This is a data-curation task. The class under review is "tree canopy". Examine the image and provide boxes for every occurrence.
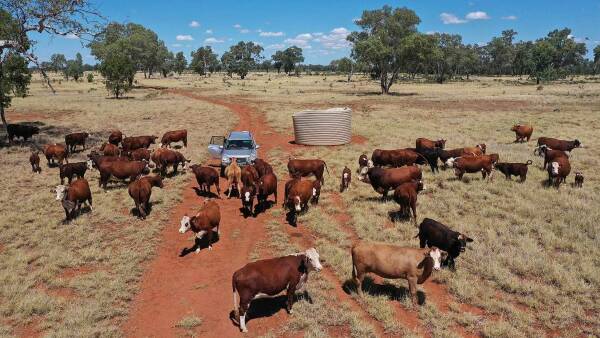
[190,46,219,76]
[221,41,263,79]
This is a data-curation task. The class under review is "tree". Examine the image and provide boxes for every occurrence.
[430,33,464,83]
[531,40,556,84]
[272,51,284,73]
[1,53,31,132]
[220,41,263,79]
[190,46,219,76]
[98,40,136,98]
[348,6,421,94]
[64,53,83,81]
[260,60,272,73]
[594,45,600,74]
[173,52,187,75]
[332,57,355,82]
[50,54,67,73]
[513,41,535,77]
[160,51,175,77]
[280,46,304,74]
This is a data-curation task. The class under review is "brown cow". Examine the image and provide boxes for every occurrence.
[494,160,532,182]
[539,145,569,169]
[129,148,152,161]
[253,158,274,177]
[225,159,242,198]
[257,173,278,210]
[122,135,158,152]
[53,178,93,221]
[59,161,90,184]
[179,200,221,252]
[286,179,315,226]
[574,172,584,188]
[358,154,369,173]
[351,242,446,306]
[511,124,533,143]
[536,137,581,155]
[340,166,351,192]
[128,175,163,219]
[241,165,259,187]
[371,149,426,168]
[65,132,89,153]
[190,165,221,197]
[231,248,323,333]
[87,151,128,170]
[43,144,68,166]
[439,148,467,168]
[108,130,123,146]
[153,148,190,176]
[98,160,150,188]
[287,158,329,184]
[160,129,188,148]
[416,138,446,151]
[311,180,321,205]
[100,142,120,156]
[29,151,41,173]
[452,154,498,181]
[359,166,422,198]
[547,156,571,188]
[283,177,301,207]
[393,180,425,226]
[462,144,486,156]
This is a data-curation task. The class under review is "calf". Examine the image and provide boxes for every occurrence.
[257,173,277,209]
[539,145,569,169]
[29,151,42,173]
[536,137,581,154]
[574,172,584,188]
[415,218,473,270]
[8,124,39,143]
[415,137,446,151]
[358,154,369,171]
[225,158,242,198]
[340,166,351,192]
[351,242,446,306]
[128,175,163,219]
[240,184,256,217]
[283,177,301,207]
[59,161,90,184]
[287,159,329,184]
[129,148,151,161]
[53,178,93,221]
[65,132,89,153]
[452,154,498,181]
[253,158,273,177]
[547,156,571,188]
[359,166,422,198]
[286,180,315,226]
[153,148,190,176]
[179,200,221,252]
[122,135,158,152]
[241,165,259,187]
[160,129,187,148]
[311,180,321,205]
[416,147,443,173]
[100,142,120,156]
[190,165,221,197]
[43,144,68,166]
[494,160,532,182]
[231,248,322,333]
[98,160,150,188]
[511,124,533,143]
[108,130,123,146]
[393,180,425,226]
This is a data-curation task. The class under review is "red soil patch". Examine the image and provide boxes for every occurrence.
[59,265,98,279]
[12,317,41,338]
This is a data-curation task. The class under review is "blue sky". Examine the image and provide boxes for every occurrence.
[31,0,600,65]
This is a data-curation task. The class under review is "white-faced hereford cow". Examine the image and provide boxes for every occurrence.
[231,248,323,333]
[179,200,221,252]
[351,241,446,306]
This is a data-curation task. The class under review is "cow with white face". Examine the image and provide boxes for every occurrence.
[54,185,68,201]
[232,248,323,333]
[178,200,221,252]
[240,185,256,217]
[52,179,93,221]
[285,179,314,226]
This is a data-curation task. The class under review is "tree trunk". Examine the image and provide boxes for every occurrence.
[0,57,7,142]
[536,77,540,85]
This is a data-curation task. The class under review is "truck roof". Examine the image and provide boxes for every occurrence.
[228,131,253,140]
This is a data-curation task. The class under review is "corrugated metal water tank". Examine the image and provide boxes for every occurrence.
[292,107,352,146]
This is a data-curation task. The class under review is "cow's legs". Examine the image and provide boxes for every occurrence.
[353,271,364,296]
[286,282,297,314]
[408,276,418,306]
[411,201,417,226]
[207,230,213,250]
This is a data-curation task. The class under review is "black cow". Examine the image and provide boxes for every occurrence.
[415,218,473,270]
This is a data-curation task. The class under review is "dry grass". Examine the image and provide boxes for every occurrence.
[0,74,235,336]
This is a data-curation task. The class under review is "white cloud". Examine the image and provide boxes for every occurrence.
[189,21,200,28]
[233,24,241,29]
[176,35,194,41]
[240,28,250,34]
[205,29,213,34]
[425,31,438,35]
[440,13,467,24]
[466,11,490,20]
[260,31,284,37]
[501,15,518,20]
[266,43,285,50]
[204,37,224,44]
[284,33,314,48]
[172,43,182,47]
[64,33,79,39]
[314,27,350,50]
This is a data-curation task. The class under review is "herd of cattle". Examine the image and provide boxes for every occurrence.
[9,121,586,333]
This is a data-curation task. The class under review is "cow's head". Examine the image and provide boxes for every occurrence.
[427,247,447,271]
[150,136,158,143]
[456,234,474,252]
[573,139,581,148]
[511,124,520,132]
[436,139,446,149]
[551,162,560,175]
[179,215,191,233]
[303,248,322,272]
[86,160,95,170]
[357,160,373,181]
[416,180,425,192]
[54,185,68,201]
[445,157,456,168]
[477,144,487,154]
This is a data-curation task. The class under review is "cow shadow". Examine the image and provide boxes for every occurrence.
[130,200,161,218]
[253,200,276,216]
[179,232,221,257]
[239,206,254,219]
[61,205,92,224]
[388,210,410,222]
[225,187,240,199]
[342,277,426,305]
[357,195,393,203]
[192,187,219,199]
[229,291,312,327]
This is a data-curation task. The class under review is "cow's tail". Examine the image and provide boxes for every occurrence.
[232,279,240,319]
[526,160,533,166]
[323,161,330,176]
[351,259,357,281]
